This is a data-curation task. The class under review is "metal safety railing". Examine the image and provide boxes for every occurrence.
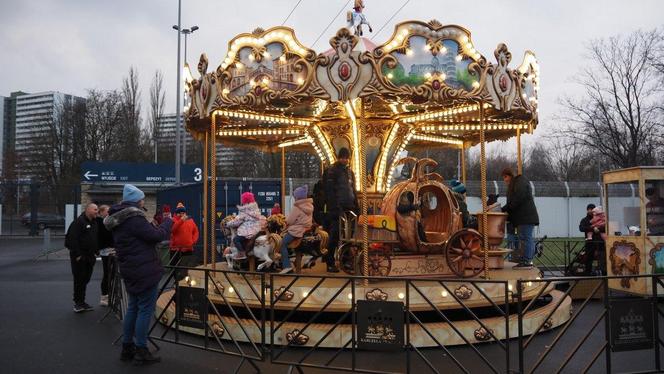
[141,265,664,374]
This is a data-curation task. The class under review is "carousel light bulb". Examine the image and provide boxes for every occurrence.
[250,80,256,87]
[279,55,286,62]
[424,44,431,51]
[302,291,308,298]
[222,88,230,94]
[297,77,304,84]
[424,72,432,79]
[440,73,447,80]
[248,54,255,61]
[455,54,463,62]
[441,46,448,54]
[461,35,468,43]
[347,293,353,300]
[262,77,270,85]
[387,73,394,79]
[263,51,270,58]
[472,81,480,89]
[398,293,405,299]
[406,48,413,56]
[190,279,197,287]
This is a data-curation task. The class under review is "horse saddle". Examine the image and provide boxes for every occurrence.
[242,231,266,251]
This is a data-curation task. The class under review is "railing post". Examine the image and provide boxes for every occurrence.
[406,279,411,374]
[204,268,209,350]
[261,272,266,359]
[653,275,661,372]
[603,276,611,373]
[517,279,524,374]
[505,281,510,374]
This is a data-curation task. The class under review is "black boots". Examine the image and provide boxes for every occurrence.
[133,346,161,365]
[120,343,136,361]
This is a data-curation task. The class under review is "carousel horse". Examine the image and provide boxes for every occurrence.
[347,2,372,36]
[266,214,329,271]
[220,215,281,271]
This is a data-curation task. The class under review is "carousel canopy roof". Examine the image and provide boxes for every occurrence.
[185,19,539,192]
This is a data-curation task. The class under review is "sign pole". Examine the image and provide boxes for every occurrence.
[210,114,217,270]
[202,131,209,266]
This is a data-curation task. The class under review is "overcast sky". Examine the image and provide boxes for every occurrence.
[1,0,663,150]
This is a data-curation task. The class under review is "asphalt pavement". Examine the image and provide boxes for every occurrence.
[0,237,661,373]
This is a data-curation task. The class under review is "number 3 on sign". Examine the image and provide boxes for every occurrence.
[194,168,202,182]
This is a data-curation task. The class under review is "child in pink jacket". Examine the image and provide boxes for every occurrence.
[279,185,313,274]
[587,206,607,241]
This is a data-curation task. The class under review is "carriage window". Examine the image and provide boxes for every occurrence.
[421,192,437,210]
[606,182,640,236]
[397,191,415,215]
[645,180,664,236]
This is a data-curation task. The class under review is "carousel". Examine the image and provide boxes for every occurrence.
[155,19,571,347]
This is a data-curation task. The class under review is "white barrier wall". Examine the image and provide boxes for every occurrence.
[65,204,83,231]
[466,196,608,238]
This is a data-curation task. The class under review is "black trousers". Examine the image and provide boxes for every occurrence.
[70,254,95,304]
[100,256,111,296]
[584,241,606,275]
[169,251,193,281]
[325,214,341,266]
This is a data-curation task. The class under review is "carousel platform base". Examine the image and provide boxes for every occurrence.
[155,262,571,348]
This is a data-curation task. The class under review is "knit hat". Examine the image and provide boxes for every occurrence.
[592,206,604,215]
[452,182,466,195]
[162,204,171,214]
[337,147,351,159]
[122,184,145,203]
[293,185,308,200]
[175,202,186,213]
[241,192,255,205]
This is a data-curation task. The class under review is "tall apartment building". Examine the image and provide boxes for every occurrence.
[13,91,85,180]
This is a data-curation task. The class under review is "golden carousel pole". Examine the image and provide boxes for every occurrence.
[516,127,523,175]
[203,131,209,266]
[360,100,369,285]
[281,146,286,211]
[210,113,217,270]
[460,145,467,185]
[479,101,489,279]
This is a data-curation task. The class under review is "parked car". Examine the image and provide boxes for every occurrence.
[21,213,65,229]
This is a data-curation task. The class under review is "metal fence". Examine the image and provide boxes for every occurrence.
[143,265,663,374]
[0,182,80,236]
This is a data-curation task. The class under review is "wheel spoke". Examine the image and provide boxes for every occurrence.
[458,236,467,248]
[451,247,463,253]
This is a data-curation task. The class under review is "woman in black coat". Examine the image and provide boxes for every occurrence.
[104,185,172,365]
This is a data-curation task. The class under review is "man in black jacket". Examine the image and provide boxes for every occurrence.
[579,204,596,236]
[500,168,539,269]
[65,203,99,312]
[324,147,358,273]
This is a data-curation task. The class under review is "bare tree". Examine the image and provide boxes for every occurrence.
[84,89,123,161]
[149,70,166,163]
[560,29,664,168]
[118,67,146,161]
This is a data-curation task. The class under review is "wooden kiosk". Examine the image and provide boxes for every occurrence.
[603,166,664,294]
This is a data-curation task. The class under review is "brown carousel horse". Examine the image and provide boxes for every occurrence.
[267,214,329,273]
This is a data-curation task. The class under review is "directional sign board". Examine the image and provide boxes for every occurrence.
[81,161,203,184]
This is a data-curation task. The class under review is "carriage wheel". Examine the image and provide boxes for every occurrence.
[445,229,484,278]
[356,247,392,277]
[337,243,359,275]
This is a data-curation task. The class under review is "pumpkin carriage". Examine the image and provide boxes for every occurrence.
[337,157,509,278]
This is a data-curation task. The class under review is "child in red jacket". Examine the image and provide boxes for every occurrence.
[170,202,199,266]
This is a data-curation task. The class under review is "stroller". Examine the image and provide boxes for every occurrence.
[565,240,605,276]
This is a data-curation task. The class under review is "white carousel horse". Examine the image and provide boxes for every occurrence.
[220,215,279,271]
[347,9,372,36]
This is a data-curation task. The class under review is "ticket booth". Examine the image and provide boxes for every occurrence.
[603,167,664,295]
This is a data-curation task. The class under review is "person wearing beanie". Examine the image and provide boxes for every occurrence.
[448,180,470,228]
[271,203,282,216]
[280,186,314,274]
[322,147,358,273]
[169,202,200,272]
[226,192,266,260]
[103,184,172,364]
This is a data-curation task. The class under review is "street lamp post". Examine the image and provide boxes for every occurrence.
[172,24,199,168]
[172,0,182,184]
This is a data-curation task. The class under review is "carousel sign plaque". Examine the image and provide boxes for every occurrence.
[609,298,653,352]
[357,300,404,351]
[176,286,207,328]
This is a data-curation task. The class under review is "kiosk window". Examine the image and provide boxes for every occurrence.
[645,181,664,236]
[606,182,640,236]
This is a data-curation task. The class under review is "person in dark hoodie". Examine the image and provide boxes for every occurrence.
[500,168,540,269]
[97,204,115,307]
[323,147,358,273]
[104,184,172,365]
[65,203,99,313]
